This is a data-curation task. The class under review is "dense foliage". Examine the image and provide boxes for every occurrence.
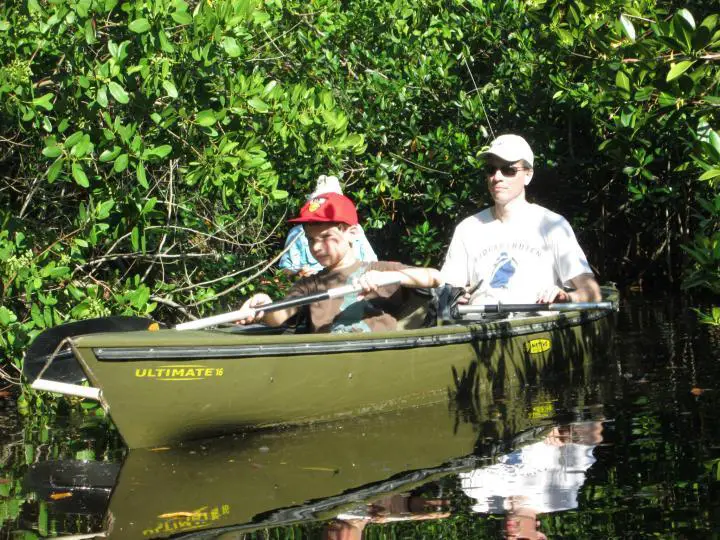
[1,0,719,377]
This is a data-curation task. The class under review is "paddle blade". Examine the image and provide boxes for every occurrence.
[23,459,121,515]
[23,316,160,384]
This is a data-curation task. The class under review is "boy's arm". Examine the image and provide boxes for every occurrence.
[235,293,298,327]
[358,268,442,294]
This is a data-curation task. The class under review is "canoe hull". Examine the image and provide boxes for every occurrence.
[61,290,615,449]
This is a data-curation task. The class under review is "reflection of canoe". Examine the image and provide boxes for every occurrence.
[23,340,613,540]
[31,287,617,449]
[108,403,480,538]
[25,397,574,539]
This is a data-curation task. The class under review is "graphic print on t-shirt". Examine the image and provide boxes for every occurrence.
[488,252,518,290]
[330,266,373,333]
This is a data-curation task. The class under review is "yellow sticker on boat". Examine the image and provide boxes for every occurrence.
[525,339,551,354]
[143,504,230,536]
[135,365,224,381]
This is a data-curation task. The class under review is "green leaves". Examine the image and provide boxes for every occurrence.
[162,80,178,98]
[71,163,89,187]
[196,109,217,126]
[619,14,636,42]
[108,81,130,104]
[32,94,54,111]
[222,36,242,57]
[247,97,269,112]
[666,60,695,82]
[129,18,151,33]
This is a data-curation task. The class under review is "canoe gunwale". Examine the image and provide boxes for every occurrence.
[89,308,609,362]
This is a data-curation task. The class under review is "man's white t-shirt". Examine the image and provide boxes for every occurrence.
[441,204,593,303]
[459,440,597,514]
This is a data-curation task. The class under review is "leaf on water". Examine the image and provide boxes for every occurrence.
[301,466,340,474]
[158,511,195,518]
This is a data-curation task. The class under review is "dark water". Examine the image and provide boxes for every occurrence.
[2,294,720,539]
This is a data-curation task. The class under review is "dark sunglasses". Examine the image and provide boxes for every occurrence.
[483,164,529,177]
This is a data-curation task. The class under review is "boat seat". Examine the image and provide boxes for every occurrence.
[394,288,432,330]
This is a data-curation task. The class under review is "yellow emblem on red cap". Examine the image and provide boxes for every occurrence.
[307,197,326,213]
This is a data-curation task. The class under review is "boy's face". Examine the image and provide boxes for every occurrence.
[304,222,356,269]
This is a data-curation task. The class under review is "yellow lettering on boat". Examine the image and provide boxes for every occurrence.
[143,505,230,536]
[525,339,551,354]
[135,365,224,381]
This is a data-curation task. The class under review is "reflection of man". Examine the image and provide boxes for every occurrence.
[460,422,603,539]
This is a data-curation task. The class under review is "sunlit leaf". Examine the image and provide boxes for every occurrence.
[71,163,89,187]
[620,14,636,41]
[136,161,148,188]
[171,11,192,24]
[666,60,695,82]
[129,18,151,33]
[248,97,269,112]
[615,70,630,93]
[108,81,130,104]
[222,36,242,57]
[162,80,178,98]
[32,93,54,111]
[196,109,216,126]
[677,9,696,30]
[47,157,64,182]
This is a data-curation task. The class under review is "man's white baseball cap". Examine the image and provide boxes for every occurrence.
[481,134,534,167]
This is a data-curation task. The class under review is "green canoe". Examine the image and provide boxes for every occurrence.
[29,286,618,449]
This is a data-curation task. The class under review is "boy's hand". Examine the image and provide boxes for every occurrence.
[298,266,317,278]
[235,293,272,325]
[354,270,398,299]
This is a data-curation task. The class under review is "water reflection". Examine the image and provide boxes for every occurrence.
[461,420,603,540]
[324,494,450,540]
[10,295,720,538]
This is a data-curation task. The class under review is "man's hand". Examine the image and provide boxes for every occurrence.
[536,286,571,303]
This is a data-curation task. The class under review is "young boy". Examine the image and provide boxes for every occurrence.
[237,192,442,333]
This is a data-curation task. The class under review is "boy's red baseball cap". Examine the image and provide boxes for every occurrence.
[288,192,359,226]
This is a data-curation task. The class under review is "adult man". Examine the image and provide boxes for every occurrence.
[441,134,601,304]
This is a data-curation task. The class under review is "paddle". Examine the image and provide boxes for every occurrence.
[23,316,160,384]
[23,459,121,515]
[455,301,615,316]
[175,274,401,330]
[26,275,402,387]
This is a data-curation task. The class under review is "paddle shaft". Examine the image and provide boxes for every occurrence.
[174,276,402,331]
[456,301,614,315]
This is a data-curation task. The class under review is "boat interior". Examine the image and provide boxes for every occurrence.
[221,287,440,336]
